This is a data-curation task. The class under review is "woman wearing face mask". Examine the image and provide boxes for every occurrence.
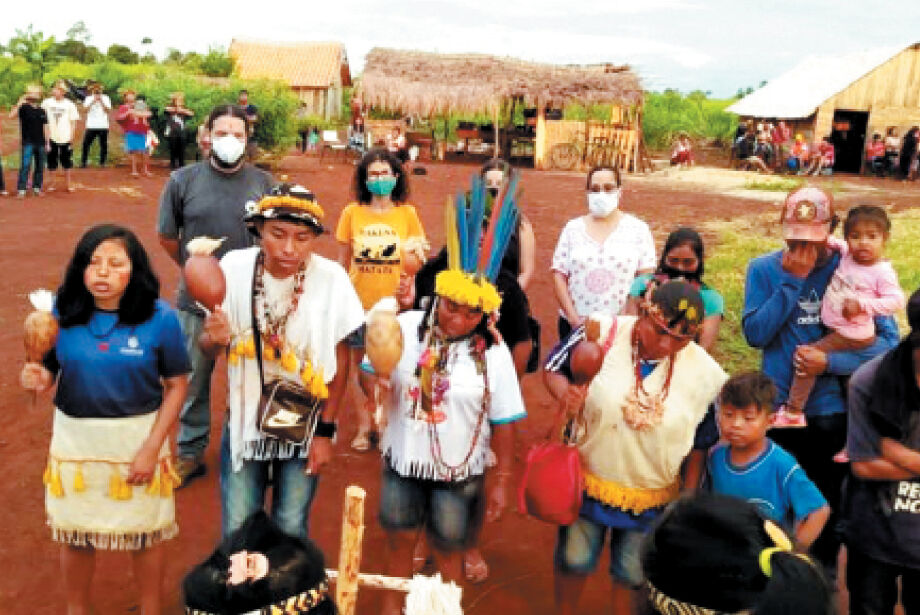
[623,227,724,351]
[551,165,656,339]
[335,148,426,452]
[480,158,536,290]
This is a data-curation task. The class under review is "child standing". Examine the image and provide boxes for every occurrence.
[115,90,152,178]
[335,148,425,452]
[709,372,830,550]
[777,206,905,427]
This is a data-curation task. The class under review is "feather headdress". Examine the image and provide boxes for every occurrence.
[435,171,520,313]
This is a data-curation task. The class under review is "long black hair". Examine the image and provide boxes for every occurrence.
[657,227,705,281]
[643,493,832,615]
[353,147,409,205]
[56,224,160,327]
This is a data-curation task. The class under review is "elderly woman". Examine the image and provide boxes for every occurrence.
[201,184,365,539]
[551,165,655,339]
[544,280,727,615]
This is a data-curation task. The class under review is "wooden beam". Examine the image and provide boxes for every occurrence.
[535,107,547,169]
[335,485,366,615]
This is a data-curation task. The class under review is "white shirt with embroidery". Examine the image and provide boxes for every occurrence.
[381,310,526,481]
[552,214,656,318]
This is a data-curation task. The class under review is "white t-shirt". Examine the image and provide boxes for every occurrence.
[41,97,80,144]
[83,94,112,130]
[552,214,656,318]
[381,310,526,482]
[220,247,365,472]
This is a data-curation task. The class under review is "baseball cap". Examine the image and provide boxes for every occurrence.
[781,186,835,242]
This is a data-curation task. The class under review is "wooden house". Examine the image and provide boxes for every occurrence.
[229,39,351,120]
[728,43,920,172]
[359,48,644,171]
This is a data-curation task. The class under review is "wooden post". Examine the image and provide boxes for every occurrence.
[535,107,547,169]
[493,104,501,157]
[336,485,366,615]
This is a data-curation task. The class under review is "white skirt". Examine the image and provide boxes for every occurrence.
[44,409,179,550]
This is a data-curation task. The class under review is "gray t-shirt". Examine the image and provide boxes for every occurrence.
[157,160,273,312]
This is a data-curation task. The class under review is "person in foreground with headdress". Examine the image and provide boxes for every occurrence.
[374,175,527,615]
[184,510,335,615]
[544,279,727,615]
[200,184,365,540]
[20,224,191,614]
[643,492,833,615]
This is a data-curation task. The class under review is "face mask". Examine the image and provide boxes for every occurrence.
[211,135,246,165]
[587,190,620,218]
[658,263,702,284]
[487,187,500,198]
[367,176,397,197]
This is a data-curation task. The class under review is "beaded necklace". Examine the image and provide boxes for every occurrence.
[621,324,675,430]
[253,252,307,353]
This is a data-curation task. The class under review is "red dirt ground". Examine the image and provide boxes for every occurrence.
[0,151,913,614]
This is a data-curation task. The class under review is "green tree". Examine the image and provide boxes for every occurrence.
[200,47,233,77]
[66,21,91,44]
[164,48,184,65]
[107,43,139,64]
[6,25,59,83]
[141,37,153,45]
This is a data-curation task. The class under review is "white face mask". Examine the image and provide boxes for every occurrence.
[212,134,246,165]
[587,190,620,218]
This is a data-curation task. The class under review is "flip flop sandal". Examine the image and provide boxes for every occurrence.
[463,551,489,584]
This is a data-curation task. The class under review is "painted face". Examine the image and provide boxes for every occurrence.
[84,239,132,310]
[663,243,700,276]
[717,402,771,451]
[846,220,887,266]
[259,219,317,278]
[436,297,484,340]
[635,312,694,360]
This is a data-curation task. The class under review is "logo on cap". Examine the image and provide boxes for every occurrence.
[795,200,817,222]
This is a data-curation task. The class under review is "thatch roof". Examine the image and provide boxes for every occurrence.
[359,48,642,116]
[229,39,351,88]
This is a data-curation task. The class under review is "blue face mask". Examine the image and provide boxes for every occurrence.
[367,176,397,197]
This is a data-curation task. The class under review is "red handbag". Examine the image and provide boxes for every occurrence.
[517,319,617,526]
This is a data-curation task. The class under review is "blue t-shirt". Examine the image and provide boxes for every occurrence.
[46,300,191,418]
[707,439,827,528]
[742,249,898,417]
[629,274,724,318]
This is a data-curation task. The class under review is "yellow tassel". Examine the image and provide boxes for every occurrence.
[109,472,120,499]
[42,462,51,486]
[311,367,327,399]
[119,480,133,501]
[165,459,182,484]
[160,474,174,497]
[263,344,277,362]
[146,471,160,496]
[228,351,240,366]
[49,462,65,498]
[281,350,299,373]
[583,473,679,514]
[73,464,86,493]
[300,361,313,386]
[242,337,256,359]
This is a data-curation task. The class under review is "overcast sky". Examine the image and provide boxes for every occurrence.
[4,0,919,97]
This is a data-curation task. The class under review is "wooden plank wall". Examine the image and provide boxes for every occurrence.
[537,118,637,171]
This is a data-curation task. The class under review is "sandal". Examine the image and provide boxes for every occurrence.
[833,449,850,463]
[463,549,489,584]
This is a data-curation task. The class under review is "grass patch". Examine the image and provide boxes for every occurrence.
[704,207,920,375]
[742,177,805,192]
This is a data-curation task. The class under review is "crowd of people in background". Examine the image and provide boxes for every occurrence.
[10,85,920,615]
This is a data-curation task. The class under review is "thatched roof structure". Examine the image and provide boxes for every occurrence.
[359,48,642,116]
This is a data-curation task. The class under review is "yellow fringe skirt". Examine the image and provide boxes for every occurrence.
[44,409,180,550]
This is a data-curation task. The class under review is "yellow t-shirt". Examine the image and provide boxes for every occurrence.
[335,203,425,310]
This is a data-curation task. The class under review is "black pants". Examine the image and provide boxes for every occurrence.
[298,130,309,153]
[770,413,847,577]
[168,137,185,169]
[847,548,920,615]
[81,129,108,167]
[0,153,5,191]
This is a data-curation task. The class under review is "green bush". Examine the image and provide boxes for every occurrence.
[0,56,37,107]
[642,90,737,150]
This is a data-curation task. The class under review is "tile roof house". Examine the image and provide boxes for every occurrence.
[229,39,351,119]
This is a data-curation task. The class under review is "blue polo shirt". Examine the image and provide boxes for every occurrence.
[46,300,190,418]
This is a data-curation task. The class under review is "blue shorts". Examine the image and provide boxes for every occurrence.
[554,518,647,586]
[378,464,485,551]
[124,132,147,153]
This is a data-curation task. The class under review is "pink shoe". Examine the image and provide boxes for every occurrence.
[833,449,850,463]
[771,406,807,429]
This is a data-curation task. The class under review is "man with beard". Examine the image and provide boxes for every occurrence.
[157,104,273,485]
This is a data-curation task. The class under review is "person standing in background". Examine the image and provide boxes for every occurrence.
[9,84,48,198]
[81,83,112,167]
[163,92,194,170]
[42,81,80,193]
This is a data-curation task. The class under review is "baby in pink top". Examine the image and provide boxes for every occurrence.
[779,206,905,427]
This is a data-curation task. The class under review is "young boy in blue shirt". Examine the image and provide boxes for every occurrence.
[708,372,830,550]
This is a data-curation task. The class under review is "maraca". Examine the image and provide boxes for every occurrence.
[364,297,403,431]
[563,315,607,442]
[24,289,58,408]
[183,236,226,312]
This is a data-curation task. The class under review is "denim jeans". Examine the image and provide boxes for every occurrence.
[554,518,647,586]
[17,142,44,191]
[219,427,319,539]
[176,310,215,460]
